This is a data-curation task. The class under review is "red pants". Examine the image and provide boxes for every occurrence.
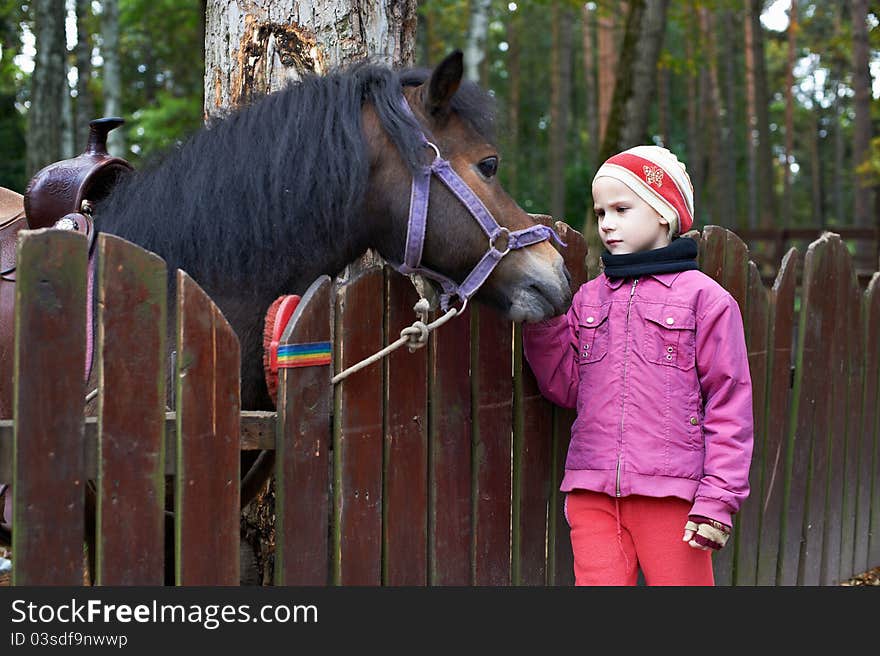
[565,489,715,586]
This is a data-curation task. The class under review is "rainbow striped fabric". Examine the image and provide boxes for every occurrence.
[277,341,332,368]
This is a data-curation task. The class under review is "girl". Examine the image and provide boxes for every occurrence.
[524,145,753,586]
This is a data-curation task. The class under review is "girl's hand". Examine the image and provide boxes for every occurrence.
[682,516,731,551]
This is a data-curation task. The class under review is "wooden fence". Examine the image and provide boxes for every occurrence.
[0,225,878,585]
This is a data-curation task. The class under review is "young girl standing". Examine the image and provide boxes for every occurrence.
[524,145,753,586]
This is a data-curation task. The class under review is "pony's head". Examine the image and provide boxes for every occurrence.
[363,51,571,321]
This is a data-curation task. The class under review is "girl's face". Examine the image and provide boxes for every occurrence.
[592,176,671,255]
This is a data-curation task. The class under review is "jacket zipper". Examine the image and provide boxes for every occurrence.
[616,278,639,497]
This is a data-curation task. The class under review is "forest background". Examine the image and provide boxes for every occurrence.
[0,0,878,272]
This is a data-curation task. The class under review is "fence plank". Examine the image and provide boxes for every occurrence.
[333,258,384,585]
[95,234,166,585]
[822,238,850,585]
[549,222,586,586]
[703,228,748,585]
[428,303,472,585]
[512,323,553,586]
[779,236,829,585]
[383,270,428,585]
[801,236,840,585]
[472,305,513,585]
[274,276,332,585]
[846,268,867,578]
[856,273,880,577]
[735,262,768,586]
[12,229,87,585]
[756,248,799,585]
[175,271,240,585]
[863,275,880,569]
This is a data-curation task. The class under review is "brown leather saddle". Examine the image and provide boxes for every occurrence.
[0,117,132,420]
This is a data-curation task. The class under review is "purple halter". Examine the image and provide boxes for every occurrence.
[394,97,564,312]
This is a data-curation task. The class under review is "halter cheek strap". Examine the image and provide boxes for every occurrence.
[394,97,565,311]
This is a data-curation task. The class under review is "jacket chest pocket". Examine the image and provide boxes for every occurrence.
[578,305,610,364]
[643,307,696,371]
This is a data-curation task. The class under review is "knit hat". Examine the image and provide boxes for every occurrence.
[592,145,695,235]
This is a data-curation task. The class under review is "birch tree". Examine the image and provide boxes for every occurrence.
[26,0,67,174]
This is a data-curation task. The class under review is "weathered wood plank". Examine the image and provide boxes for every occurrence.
[711,228,749,586]
[512,322,553,586]
[333,258,384,585]
[735,262,768,586]
[756,248,799,585]
[779,236,829,585]
[175,271,240,585]
[862,274,880,569]
[821,238,849,585]
[428,302,472,585]
[383,270,428,585]
[95,234,166,585]
[12,229,87,585]
[471,304,513,586]
[854,275,879,574]
[274,276,332,586]
[801,236,840,585]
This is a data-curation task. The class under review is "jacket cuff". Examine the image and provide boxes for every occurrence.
[689,497,733,527]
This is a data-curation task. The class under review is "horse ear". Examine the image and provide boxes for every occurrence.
[425,50,463,118]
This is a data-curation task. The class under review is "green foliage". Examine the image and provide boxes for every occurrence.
[128,90,202,158]
[115,0,204,163]
[0,0,27,189]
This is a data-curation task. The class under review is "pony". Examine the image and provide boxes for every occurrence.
[4,50,572,582]
[90,49,571,498]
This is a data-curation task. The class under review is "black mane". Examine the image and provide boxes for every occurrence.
[94,61,497,296]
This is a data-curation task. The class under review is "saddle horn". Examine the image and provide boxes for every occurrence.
[24,117,133,230]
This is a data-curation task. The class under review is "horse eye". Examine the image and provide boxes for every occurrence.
[477,157,498,178]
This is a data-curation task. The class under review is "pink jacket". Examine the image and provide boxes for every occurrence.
[523,270,753,526]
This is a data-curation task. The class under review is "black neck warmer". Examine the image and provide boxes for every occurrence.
[601,237,699,279]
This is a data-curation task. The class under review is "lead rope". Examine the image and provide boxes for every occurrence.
[331,297,463,385]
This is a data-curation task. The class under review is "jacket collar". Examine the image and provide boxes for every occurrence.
[604,270,685,289]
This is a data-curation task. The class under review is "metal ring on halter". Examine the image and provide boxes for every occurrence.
[489,226,512,257]
[425,141,441,160]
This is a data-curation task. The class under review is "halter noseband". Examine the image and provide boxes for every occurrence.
[394,97,564,312]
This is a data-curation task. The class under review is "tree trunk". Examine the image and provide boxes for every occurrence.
[101,0,124,156]
[204,0,417,118]
[582,4,598,169]
[596,3,620,148]
[657,61,669,148]
[620,0,669,149]
[74,0,94,153]
[597,0,645,165]
[464,0,491,84]
[699,6,725,226]
[719,8,738,228]
[507,4,521,199]
[749,0,776,227]
[743,0,758,229]
[831,4,845,227]
[685,10,703,220]
[26,0,67,175]
[782,0,797,229]
[851,0,874,232]
[550,3,572,221]
[810,70,824,227]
